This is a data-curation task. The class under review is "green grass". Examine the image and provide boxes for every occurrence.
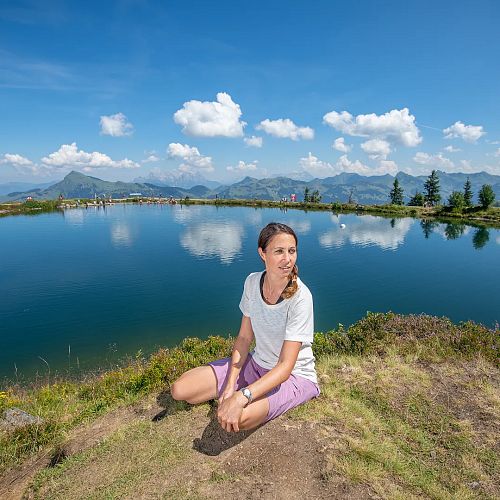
[1,313,498,496]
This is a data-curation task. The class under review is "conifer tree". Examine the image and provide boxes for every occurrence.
[389,177,404,205]
[303,187,310,202]
[424,170,441,206]
[447,191,465,211]
[408,191,425,206]
[463,177,473,207]
[478,184,495,209]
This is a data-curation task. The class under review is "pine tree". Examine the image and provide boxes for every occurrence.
[389,178,404,205]
[424,170,441,206]
[303,187,310,202]
[463,177,473,207]
[478,184,495,209]
[310,189,322,203]
[408,191,425,206]
[447,191,465,211]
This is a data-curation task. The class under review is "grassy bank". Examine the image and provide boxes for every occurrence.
[1,313,498,496]
[0,200,62,218]
[179,197,500,227]
[2,197,500,227]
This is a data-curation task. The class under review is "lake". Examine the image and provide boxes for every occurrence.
[1,204,499,382]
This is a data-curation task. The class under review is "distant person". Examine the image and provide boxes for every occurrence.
[171,223,319,432]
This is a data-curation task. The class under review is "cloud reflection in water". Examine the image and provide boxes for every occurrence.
[180,222,244,263]
[319,215,414,251]
[111,223,133,247]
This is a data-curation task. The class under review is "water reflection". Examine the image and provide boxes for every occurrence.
[319,215,413,250]
[246,210,262,227]
[63,209,84,225]
[472,227,489,250]
[172,205,204,224]
[111,223,133,247]
[444,223,466,240]
[420,219,439,239]
[285,219,311,235]
[180,221,244,263]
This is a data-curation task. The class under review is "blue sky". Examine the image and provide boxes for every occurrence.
[1,0,499,184]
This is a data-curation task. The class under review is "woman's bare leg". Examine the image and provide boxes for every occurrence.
[171,366,218,404]
[239,397,270,430]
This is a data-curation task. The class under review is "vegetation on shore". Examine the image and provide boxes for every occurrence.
[1,313,498,495]
[2,194,500,227]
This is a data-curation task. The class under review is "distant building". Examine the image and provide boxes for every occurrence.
[129,193,143,197]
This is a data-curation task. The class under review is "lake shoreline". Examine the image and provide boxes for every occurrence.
[1,197,500,227]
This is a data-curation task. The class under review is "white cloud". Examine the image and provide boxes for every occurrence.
[443,145,461,153]
[299,153,337,178]
[0,153,34,166]
[360,139,391,159]
[494,148,500,158]
[0,153,53,176]
[323,108,421,147]
[413,152,454,169]
[332,137,351,153]
[244,135,263,148]
[41,143,139,170]
[141,154,160,164]
[299,152,396,178]
[100,112,134,137]
[443,121,485,143]
[167,142,213,173]
[173,92,246,137]
[226,160,258,172]
[256,118,314,141]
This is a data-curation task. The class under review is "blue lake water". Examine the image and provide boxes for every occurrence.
[0,204,499,383]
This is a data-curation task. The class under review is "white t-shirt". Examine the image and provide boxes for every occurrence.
[239,271,317,384]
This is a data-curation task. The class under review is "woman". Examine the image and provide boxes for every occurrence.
[171,222,319,432]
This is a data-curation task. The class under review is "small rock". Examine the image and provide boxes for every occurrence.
[0,408,43,430]
[468,481,480,489]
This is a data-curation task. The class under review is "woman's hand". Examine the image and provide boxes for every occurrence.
[218,384,235,405]
[217,391,247,432]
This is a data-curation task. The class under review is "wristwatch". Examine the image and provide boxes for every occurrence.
[240,387,253,406]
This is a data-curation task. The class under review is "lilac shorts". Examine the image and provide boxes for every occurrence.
[208,354,320,422]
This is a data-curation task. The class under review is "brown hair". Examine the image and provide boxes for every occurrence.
[258,223,299,299]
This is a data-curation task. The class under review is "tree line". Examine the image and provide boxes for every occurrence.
[389,170,496,210]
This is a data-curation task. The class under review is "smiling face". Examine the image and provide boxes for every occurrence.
[258,232,297,279]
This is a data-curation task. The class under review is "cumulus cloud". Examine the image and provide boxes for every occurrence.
[443,121,485,143]
[226,160,258,172]
[244,135,263,148]
[361,139,391,159]
[256,118,314,141]
[0,153,34,166]
[167,142,213,173]
[332,137,351,153]
[100,112,134,137]
[0,153,53,176]
[443,145,461,153]
[141,153,160,164]
[413,152,454,169]
[41,143,139,171]
[323,108,421,147]
[173,92,246,137]
[299,153,396,178]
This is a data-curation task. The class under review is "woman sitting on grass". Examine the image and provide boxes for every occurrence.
[171,222,319,432]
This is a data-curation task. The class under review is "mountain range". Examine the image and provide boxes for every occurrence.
[1,170,499,206]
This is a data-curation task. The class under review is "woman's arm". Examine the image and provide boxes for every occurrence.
[217,340,301,431]
[219,315,254,403]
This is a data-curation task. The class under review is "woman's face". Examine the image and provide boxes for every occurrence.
[258,232,297,278]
